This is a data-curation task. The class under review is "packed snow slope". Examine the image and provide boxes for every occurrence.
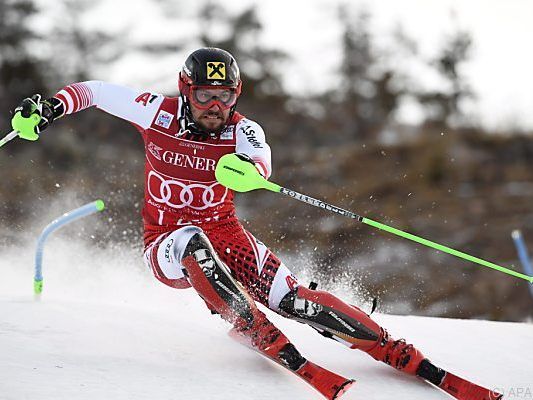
[1,239,532,400]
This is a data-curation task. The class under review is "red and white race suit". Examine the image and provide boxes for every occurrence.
[54,81,298,309]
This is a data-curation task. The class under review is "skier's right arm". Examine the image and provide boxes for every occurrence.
[11,81,164,140]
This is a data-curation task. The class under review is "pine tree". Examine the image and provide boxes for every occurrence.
[416,31,473,130]
[334,7,402,141]
[0,0,48,128]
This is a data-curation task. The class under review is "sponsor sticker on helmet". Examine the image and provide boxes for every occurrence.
[207,62,226,80]
[155,110,174,129]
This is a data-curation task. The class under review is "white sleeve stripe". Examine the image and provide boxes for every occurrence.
[81,84,91,108]
[87,84,94,104]
[252,157,269,178]
[74,84,87,108]
[81,83,94,107]
[71,85,82,112]
[57,83,97,114]
[72,84,85,108]
[57,89,74,114]
[74,83,91,109]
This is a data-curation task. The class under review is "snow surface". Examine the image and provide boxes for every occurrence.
[1,238,532,399]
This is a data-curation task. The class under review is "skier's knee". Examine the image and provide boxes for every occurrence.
[182,230,216,262]
[181,231,256,330]
[279,286,322,318]
[164,225,204,262]
[266,263,300,311]
[181,231,234,279]
[144,226,204,289]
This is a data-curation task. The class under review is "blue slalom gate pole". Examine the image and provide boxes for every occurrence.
[34,199,106,295]
[511,230,533,299]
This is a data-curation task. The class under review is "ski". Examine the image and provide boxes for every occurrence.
[417,359,503,400]
[229,328,354,400]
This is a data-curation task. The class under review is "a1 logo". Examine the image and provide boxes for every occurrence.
[285,275,298,290]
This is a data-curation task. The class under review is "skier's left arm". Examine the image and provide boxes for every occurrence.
[235,119,272,178]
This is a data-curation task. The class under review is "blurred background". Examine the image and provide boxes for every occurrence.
[1,0,532,321]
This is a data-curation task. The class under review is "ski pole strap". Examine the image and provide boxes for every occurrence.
[363,217,533,283]
[279,187,363,221]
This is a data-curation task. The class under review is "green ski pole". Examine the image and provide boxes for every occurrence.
[215,153,533,283]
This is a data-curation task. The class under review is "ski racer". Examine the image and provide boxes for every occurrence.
[11,47,500,400]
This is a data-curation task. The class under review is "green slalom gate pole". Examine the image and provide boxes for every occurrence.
[215,154,533,284]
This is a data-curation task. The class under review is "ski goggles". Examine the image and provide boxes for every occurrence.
[189,86,239,110]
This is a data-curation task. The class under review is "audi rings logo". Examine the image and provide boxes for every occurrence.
[147,170,228,210]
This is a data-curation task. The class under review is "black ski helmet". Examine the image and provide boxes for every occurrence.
[179,47,242,91]
[178,48,242,137]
